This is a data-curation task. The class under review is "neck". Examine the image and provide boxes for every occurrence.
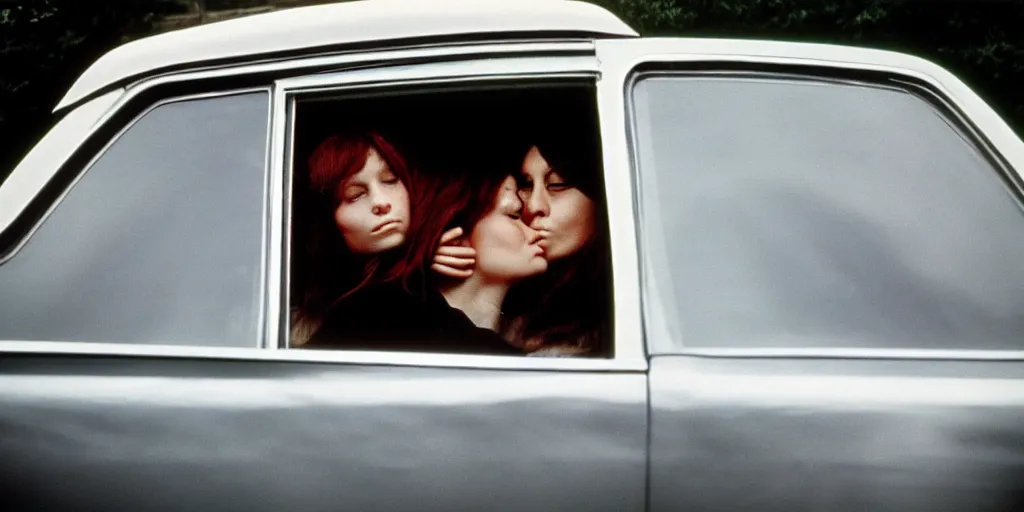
[440,274,509,331]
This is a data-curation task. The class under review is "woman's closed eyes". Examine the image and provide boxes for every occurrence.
[518,171,572,194]
[505,203,524,221]
[339,169,400,203]
[342,186,366,203]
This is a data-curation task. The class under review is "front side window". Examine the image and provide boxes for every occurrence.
[632,74,1024,352]
[0,91,270,347]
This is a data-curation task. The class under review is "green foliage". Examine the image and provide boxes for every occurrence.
[589,0,689,33]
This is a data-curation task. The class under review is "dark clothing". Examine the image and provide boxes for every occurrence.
[305,283,522,356]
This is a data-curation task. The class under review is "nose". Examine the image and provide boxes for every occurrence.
[370,192,391,216]
[524,186,550,222]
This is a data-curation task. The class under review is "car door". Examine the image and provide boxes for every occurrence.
[596,38,1024,511]
[0,49,649,512]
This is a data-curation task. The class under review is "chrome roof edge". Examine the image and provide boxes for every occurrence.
[605,37,959,71]
[0,340,649,373]
[55,0,637,111]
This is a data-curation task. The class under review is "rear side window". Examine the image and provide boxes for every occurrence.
[631,75,1024,352]
[0,91,269,347]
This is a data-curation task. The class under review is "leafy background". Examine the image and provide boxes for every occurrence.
[2,0,1022,182]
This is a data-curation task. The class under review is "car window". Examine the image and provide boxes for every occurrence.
[631,75,1024,352]
[286,83,614,358]
[0,91,269,347]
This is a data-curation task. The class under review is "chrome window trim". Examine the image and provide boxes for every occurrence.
[0,41,596,241]
[2,340,1022,366]
[597,38,1024,361]
[268,54,650,369]
[591,59,648,365]
[256,88,278,349]
[662,347,1024,361]
[272,55,600,91]
[264,83,290,350]
[0,340,647,372]
[0,88,273,268]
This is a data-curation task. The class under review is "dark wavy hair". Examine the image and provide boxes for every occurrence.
[501,116,613,356]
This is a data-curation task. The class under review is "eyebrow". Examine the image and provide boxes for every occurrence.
[339,178,366,191]
[343,164,387,188]
[334,177,366,199]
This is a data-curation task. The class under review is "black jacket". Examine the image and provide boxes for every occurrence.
[305,283,522,356]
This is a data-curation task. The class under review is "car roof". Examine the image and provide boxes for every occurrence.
[54,0,638,112]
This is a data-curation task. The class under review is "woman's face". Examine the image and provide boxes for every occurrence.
[517,145,596,261]
[468,176,548,282]
[332,147,410,254]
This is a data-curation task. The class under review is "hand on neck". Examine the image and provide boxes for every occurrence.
[439,274,508,331]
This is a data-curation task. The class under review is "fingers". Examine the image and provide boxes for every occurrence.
[435,227,474,278]
[433,254,474,270]
[432,263,473,279]
[436,245,476,258]
[439,227,464,245]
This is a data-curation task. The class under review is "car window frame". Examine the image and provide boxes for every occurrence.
[267,54,649,372]
[594,37,1024,363]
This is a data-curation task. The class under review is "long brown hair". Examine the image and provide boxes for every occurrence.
[501,121,613,356]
